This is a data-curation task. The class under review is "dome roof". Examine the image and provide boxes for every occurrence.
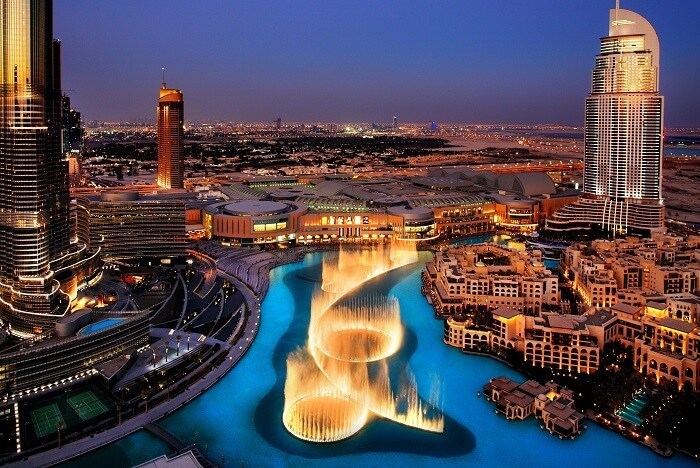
[497,172,556,197]
[223,200,289,216]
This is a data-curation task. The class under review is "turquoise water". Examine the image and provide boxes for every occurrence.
[60,430,170,467]
[77,318,126,337]
[453,234,525,251]
[618,393,651,426]
[69,252,693,467]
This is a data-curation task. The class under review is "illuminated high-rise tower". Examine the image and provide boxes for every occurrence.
[0,0,74,335]
[157,73,184,190]
[547,4,664,234]
[62,94,84,155]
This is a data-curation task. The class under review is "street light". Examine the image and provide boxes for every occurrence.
[57,421,65,449]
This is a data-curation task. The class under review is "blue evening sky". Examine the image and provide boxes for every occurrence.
[55,1,700,126]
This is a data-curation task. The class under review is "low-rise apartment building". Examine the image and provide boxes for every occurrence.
[425,244,559,316]
[444,307,615,373]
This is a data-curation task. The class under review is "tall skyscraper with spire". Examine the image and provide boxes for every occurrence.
[0,0,74,335]
[547,4,664,234]
[157,72,184,190]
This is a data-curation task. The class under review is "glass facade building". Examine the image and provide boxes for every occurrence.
[0,0,71,335]
[547,7,664,234]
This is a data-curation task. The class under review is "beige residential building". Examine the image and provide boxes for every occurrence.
[564,234,699,307]
[435,233,700,389]
[425,244,558,316]
[635,315,700,390]
[444,307,615,374]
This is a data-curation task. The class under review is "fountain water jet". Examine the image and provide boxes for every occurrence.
[283,241,444,443]
[282,349,368,442]
[314,296,402,362]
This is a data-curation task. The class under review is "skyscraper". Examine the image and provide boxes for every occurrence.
[547,5,664,234]
[0,0,73,335]
[62,94,84,155]
[157,76,184,190]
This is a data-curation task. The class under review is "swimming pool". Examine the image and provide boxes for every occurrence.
[617,392,651,426]
[77,318,127,337]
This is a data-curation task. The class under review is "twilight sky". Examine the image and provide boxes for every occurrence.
[55,1,700,126]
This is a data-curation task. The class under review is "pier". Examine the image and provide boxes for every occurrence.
[143,422,218,467]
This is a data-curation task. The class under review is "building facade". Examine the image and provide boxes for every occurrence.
[157,81,184,189]
[443,308,615,374]
[0,311,149,398]
[77,191,186,262]
[435,233,700,389]
[548,7,664,234]
[0,0,73,335]
[425,244,559,316]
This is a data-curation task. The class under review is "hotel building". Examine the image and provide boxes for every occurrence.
[157,80,185,189]
[0,310,149,398]
[547,6,664,234]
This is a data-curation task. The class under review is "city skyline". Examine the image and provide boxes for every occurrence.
[55,1,700,126]
[2,1,700,465]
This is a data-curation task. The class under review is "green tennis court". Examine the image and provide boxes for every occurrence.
[30,404,65,438]
[67,391,108,422]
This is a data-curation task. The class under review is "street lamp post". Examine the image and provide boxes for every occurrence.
[57,421,64,449]
[24,420,30,451]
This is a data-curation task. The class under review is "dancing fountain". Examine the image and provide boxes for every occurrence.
[283,241,444,443]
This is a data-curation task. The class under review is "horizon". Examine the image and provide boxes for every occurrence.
[56,1,700,127]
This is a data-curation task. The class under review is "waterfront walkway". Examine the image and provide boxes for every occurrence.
[143,422,185,451]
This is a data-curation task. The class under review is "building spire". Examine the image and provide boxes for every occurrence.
[161,67,166,89]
